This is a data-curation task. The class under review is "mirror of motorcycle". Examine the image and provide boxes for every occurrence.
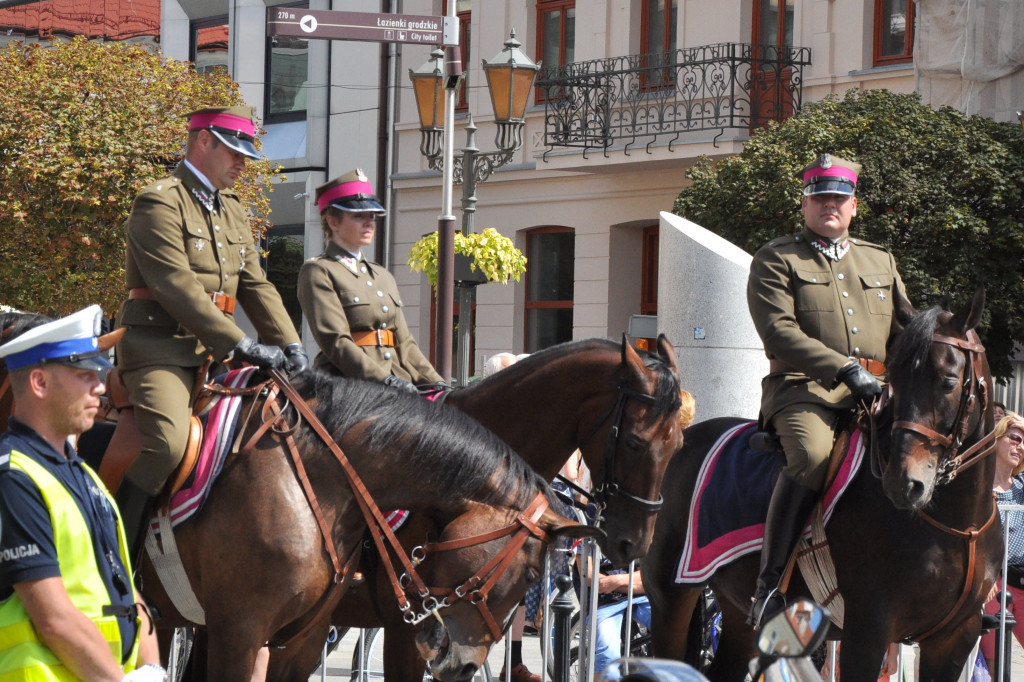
[756,599,831,657]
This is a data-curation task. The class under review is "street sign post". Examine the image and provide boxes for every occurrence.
[267,8,458,46]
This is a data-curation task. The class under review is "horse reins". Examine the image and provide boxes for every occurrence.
[411,492,551,640]
[571,381,668,515]
[262,369,553,644]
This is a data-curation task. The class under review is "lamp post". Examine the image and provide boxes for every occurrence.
[410,31,539,386]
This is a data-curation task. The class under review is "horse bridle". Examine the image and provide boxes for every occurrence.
[882,330,1001,642]
[889,329,997,486]
[570,381,669,515]
[262,370,553,645]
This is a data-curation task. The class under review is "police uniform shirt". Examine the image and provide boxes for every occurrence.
[0,419,136,660]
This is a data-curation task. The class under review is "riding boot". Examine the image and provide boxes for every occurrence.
[114,478,157,567]
[747,472,819,629]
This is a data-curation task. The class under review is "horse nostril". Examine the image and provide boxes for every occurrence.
[458,663,478,680]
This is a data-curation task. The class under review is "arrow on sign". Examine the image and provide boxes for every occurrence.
[299,15,318,33]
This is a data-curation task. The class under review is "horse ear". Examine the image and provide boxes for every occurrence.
[621,333,647,379]
[950,286,985,334]
[539,507,606,541]
[655,334,680,377]
[894,286,917,327]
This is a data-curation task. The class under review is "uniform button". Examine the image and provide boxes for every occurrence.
[217,242,223,248]
[384,352,392,360]
[148,315,154,321]
[811,277,817,283]
[875,280,881,286]
[221,257,226,262]
[367,281,373,286]
[353,297,360,303]
[381,322,388,329]
[382,306,389,313]
[361,266,367,273]
[847,309,854,315]
[853,347,860,354]
[837,273,845,280]
[215,225,221,231]
[842,291,849,298]
[377,291,384,297]
[851,327,859,334]
[795,235,802,241]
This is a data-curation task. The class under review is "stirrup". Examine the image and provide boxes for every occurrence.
[748,587,785,630]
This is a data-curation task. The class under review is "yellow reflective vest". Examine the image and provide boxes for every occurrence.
[0,451,140,681]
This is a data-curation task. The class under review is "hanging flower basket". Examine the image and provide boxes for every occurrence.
[408,227,527,289]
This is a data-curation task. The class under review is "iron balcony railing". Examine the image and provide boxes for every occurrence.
[535,42,811,157]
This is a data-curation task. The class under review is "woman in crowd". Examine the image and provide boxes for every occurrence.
[980,412,1024,671]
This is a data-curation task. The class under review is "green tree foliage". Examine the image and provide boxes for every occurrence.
[674,88,1024,378]
[0,37,281,316]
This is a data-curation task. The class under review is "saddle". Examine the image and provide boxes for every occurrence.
[96,364,209,507]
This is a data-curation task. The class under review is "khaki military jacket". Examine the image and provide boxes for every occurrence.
[297,241,442,385]
[117,163,299,370]
[747,227,906,421]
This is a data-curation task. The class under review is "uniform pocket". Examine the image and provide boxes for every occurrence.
[793,269,835,312]
[860,273,895,315]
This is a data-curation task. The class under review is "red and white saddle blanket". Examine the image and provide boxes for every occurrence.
[674,421,865,584]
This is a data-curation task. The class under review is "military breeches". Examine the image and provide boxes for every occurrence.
[121,365,197,495]
[769,402,839,492]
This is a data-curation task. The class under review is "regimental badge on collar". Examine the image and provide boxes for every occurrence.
[191,186,217,213]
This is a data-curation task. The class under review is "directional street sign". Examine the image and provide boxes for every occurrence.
[267,8,458,46]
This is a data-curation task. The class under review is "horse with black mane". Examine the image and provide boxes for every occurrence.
[642,289,1002,682]
[278,336,685,682]
[0,311,595,681]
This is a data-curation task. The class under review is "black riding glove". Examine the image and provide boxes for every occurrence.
[232,336,286,370]
[283,343,309,374]
[835,362,882,403]
[383,374,420,396]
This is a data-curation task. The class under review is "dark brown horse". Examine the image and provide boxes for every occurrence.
[280,336,685,681]
[642,289,1002,682]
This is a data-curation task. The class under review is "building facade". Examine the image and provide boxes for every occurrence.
[2,0,1022,407]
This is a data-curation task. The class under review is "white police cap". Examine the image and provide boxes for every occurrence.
[0,305,113,372]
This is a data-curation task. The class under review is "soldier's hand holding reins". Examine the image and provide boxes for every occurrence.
[232,335,286,370]
[836,361,882,404]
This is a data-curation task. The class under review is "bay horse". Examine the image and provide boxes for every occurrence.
[0,313,595,682]
[277,336,685,681]
[642,289,1002,682]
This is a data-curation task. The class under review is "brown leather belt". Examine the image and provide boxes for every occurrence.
[352,329,395,347]
[769,357,887,376]
[129,287,236,315]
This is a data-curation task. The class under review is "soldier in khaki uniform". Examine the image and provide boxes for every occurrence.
[114,106,308,556]
[297,169,442,393]
[746,154,906,628]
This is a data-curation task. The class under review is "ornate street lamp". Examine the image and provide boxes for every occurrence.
[410,30,539,386]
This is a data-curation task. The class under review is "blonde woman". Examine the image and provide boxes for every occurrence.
[980,412,1024,670]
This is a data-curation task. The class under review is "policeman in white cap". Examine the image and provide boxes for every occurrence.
[0,306,164,681]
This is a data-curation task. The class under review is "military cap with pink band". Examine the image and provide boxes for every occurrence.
[798,153,861,197]
[186,105,260,160]
[315,168,386,215]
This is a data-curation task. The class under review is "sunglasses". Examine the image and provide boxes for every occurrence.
[1004,432,1024,446]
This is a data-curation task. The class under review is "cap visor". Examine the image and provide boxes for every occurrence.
[57,355,113,372]
[803,179,855,196]
[331,199,386,215]
[210,129,260,160]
